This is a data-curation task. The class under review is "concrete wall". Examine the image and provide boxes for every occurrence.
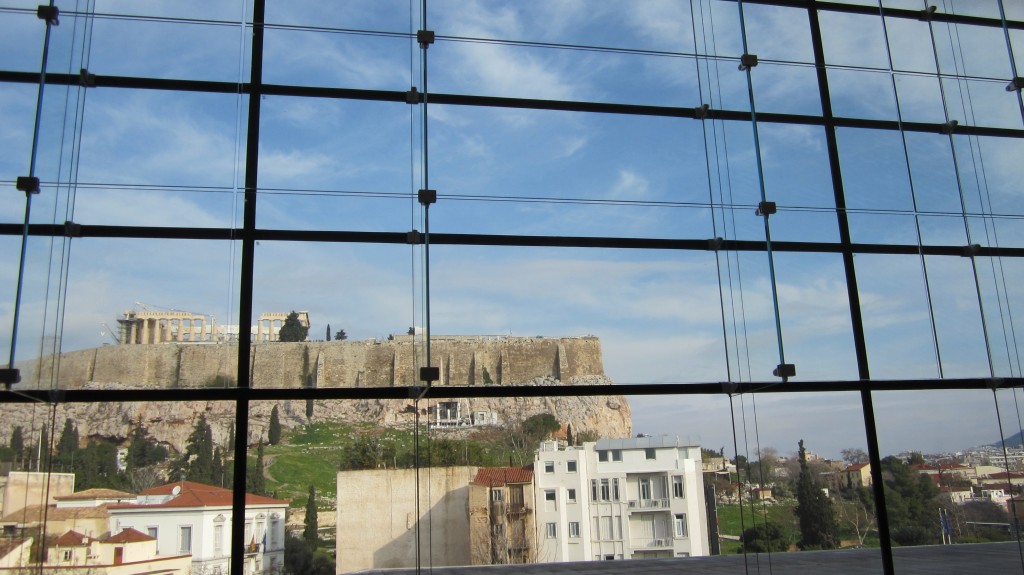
[336,467,477,574]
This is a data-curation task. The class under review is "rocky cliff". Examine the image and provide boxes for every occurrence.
[5,337,631,453]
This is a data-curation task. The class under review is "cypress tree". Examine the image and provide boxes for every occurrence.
[268,405,282,445]
[9,426,24,461]
[56,419,79,469]
[304,485,319,550]
[795,440,839,550]
[247,443,267,496]
[181,414,215,484]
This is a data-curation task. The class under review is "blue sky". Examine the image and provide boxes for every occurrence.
[1,0,1024,459]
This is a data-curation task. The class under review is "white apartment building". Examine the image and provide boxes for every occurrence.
[533,436,709,563]
[107,481,289,575]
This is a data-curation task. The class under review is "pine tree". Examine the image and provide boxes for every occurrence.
[278,311,308,342]
[334,329,347,341]
[176,415,215,484]
[268,405,282,445]
[304,485,319,550]
[795,439,839,550]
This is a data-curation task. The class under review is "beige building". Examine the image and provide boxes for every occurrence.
[468,467,536,565]
[0,471,75,519]
[336,467,476,573]
[38,527,191,575]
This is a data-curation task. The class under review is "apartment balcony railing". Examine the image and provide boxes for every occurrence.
[627,498,669,511]
[630,538,672,549]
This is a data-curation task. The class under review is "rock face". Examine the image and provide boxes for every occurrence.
[6,336,631,453]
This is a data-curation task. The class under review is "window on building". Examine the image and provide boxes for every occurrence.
[598,450,608,462]
[567,488,577,502]
[546,523,556,538]
[612,450,622,461]
[673,475,684,498]
[645,448,657,460]
[214,524,223,556]
[674,514,688,538]
[600,478,611,501]
[612,478,620,501]
[605,554,615,560]
[545,489,556,501]
[567,460,577,472]
[269,519,277,547]
[179,526,192,554]
[62,550,72,562]
[569,521,580,538]
[147,527,158,553]
[640,478,652,500]
[591,479,599,501]
[544,461,554,473]
[545,489,557,511]
[491,489,504,502]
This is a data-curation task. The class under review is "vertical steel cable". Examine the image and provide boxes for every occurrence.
[736,0,787,380]
[924,1,997,378]
[8,1,58,375]
[877,3,945,378]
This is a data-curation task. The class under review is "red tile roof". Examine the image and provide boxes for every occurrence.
[110,481,287,510]
[472,467,533,486]
[105,527,154,544]
[54,530,94,547]
[846,463,869,471]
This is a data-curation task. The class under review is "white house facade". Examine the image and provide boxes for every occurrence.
[107,481,289,575]
[533,436,709,563]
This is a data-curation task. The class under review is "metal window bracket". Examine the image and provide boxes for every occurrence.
[919,5,937,21]
[418,189,437,206]
[420,366,439,383]
[406,230,422,245]
[1007,77,1024,92]
[962,244,981,257]
[417,30,435,48]
[79,68,96,88]
[739,54,758,71]
[708,237,724,251]
[37,5,58,25]
[64,221,82,238]
[755,201,776,217]
[0,368,21,388]
[941,120,958,135]
[773,363,796,379]
[16,176,40,194]
[406,87,421,104]
[694,104,710,120]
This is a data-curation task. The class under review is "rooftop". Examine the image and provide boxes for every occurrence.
[594,435,694,451]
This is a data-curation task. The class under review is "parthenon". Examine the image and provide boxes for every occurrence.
[117,309,310,344]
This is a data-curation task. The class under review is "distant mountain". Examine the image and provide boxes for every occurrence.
[994,431,1024,448]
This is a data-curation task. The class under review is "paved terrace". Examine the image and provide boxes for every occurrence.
[355,542,1024,574]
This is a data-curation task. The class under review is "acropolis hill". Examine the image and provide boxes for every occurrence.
[9,336,632,452]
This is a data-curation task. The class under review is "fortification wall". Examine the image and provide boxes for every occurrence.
[20,336,604,390]
[5,337,630,453]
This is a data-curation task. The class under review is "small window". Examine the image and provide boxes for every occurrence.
[179,525,193,554]
[569,521,581,538]
[600,478,610,501]
[546,523,557,538]
[544,461,554,473]
[567,488,577,502]
[673,475,684,498]
[612,478,620,501]
[491,489,504,502]
[62,550,72,562]
[567,460,577,472]
[604,554,615,560]
[645,448,657,460]
[591,479,599,501]
[598,450,609,462]
[674,513,688,538]
[612,450,622,461]
[545,490,556,501]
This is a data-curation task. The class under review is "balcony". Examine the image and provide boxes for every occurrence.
[627,498,669,511]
